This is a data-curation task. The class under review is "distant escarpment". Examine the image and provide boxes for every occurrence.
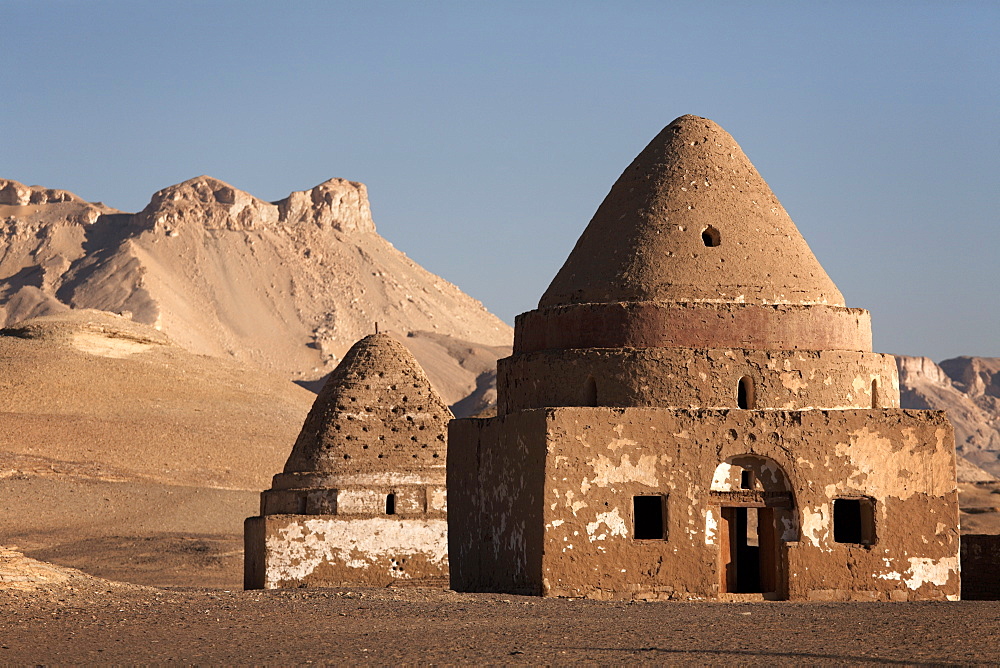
[0,177,511,413]
[896,355,1000,480]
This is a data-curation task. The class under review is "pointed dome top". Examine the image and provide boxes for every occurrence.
[282,333,452,474]
[539,115,844,308]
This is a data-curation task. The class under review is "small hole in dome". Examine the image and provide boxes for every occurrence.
[343,454,350,460]
[702,225,721,247]
[432,453,439,458]
[362,445,368,449]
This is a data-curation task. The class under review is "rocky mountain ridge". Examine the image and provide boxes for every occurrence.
[0,177,512,410]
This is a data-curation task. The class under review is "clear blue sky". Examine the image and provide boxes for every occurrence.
[4,1,998,361]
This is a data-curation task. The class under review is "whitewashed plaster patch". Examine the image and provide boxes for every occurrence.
[586,508,628,542]
[266,518,447,585]
[904,556,958,590]
[588,454,659,488]
[705,509,718,545]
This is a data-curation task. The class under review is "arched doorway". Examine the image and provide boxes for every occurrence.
[710,455,795,598]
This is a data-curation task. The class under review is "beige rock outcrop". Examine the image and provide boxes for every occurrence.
[136,176,280,232]
[0,179,83,206]
[0,175,512,411]
[276,178,376,234]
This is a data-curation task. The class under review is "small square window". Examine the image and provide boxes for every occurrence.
[833,497,876,544]
[633,495,667,540]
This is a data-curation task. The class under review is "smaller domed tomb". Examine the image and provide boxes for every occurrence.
[245,333,451,588]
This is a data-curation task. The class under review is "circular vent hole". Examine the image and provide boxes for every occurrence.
[701,225,721,247]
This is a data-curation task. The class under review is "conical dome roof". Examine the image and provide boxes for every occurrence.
[540,115,844,308]
[282,333,452,474]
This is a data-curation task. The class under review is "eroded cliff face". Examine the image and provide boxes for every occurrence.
[896,355,1000,480]
[0,177,512,411]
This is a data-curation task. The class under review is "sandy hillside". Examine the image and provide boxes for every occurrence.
[0,310,316,586]
[896,355,1000,534]
[0,177,512,410]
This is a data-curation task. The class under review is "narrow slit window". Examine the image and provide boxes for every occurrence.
[737,376,755,409]
[386,493,396,515]
[583,375,598,407]
[633,495,667,540]
[702,225,721,247]
[833,497,875,544]
[871,379,879,409]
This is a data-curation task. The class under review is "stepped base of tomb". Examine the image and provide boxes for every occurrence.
[244,515,448,589]
[448,407,960,601]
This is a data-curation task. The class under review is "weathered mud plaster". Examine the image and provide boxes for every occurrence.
[245,333,452,589]
[245,516,447,588]
[448,115,960,601]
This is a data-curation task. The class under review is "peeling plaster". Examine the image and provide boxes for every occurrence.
[266,518,447,584]
[608,437,638,451]
[585,508,628,542]
[705,509,718,545]
[904,556,958,590]
[836,428,955,498]
[801,505,828,547]
[780,371,807,393]
[588,454,659,488]
[710,462,733,491]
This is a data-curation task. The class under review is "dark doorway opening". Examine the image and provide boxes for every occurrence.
[720,506,777,593]
[386,493,396,515]
[633,495,666,540]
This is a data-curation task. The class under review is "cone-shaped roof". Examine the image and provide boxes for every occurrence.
[539,115,844,308]
[282,333,452,473]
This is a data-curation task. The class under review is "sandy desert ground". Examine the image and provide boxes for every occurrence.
[2,556,1000,666]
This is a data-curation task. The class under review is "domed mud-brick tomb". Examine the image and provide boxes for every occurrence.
[245,333,451,588]
[448,115,960,601]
